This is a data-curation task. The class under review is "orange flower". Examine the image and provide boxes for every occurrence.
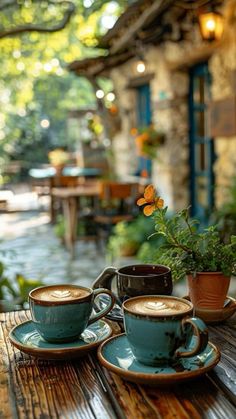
[130,127,138,136]
[141,132,149,141]
[137,184,164,216]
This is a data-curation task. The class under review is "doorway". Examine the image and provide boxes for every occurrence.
[136,83,152,177]
[189,62,215,223]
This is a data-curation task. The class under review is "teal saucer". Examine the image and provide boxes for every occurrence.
[98,333,220,386]
[9,319,112,360]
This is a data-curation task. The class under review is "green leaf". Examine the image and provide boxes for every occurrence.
[231,235,236,244]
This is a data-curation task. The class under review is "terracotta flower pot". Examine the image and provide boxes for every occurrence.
[187,272,230,310]
[119,242,139,257]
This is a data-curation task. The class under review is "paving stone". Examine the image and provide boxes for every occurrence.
[0,211,107,288]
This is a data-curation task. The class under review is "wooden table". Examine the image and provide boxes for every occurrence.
[1,310,236,418]
[51,183,100,256]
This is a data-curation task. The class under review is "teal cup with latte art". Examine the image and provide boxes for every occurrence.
[29,284,115,343]
[123,295,208,366]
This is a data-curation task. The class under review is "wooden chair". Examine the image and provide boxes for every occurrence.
[94,181,139,245]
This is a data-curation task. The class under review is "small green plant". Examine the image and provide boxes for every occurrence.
[131,125,165,159]
[107,216,157,258]
[54,214,89,241]
[212,176,236,242]
[54,214,66,241]
[137,185,236,282]
[108,222,140,258]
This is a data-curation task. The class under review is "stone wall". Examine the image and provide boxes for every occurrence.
[209,0,236,207]
[110,65,138,178]
[147,46,190,210]
[110,45,190,210]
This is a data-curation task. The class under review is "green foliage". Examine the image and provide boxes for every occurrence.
[54,214,66,240]
[107,216,158,258]
[133,125,165,159]
[54,214,92,240]
[0,259,43,305]
[212,176,236,242]
[107,222,140,258]
[0,1,127,177]
[149,207,236,282]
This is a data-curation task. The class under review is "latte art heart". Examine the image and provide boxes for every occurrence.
[31,285,90,302]
[144,302,170,311]
[126,297,190,315]
[51,290,71,299]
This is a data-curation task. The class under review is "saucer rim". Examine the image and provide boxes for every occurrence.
[182,295,236,324]
[98,333,221,384]
[182,295,236,313]
[9,319,112,358]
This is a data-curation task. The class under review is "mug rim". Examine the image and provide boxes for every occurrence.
[118,264,171,277]
[123,295,193,318]
[29,284,93,306]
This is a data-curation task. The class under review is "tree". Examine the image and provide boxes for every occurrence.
[0,0,127,39]
[0,1,76,39]
[0,1,127,180]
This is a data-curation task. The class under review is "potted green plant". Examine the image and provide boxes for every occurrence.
[107,221,141,258]
[137,185,236,310]
[131,125,165,160]
[107,216,159,259]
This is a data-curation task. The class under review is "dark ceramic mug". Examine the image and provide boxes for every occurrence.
[92,264,173,306]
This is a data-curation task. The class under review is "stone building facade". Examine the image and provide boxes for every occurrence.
[70,0,236,217]
[109,1,236,212]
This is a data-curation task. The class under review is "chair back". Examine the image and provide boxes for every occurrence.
[99,182,139,214]
[50,176,80,188]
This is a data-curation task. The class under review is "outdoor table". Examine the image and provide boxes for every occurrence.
[1,310,236,418]
[51,183,101,256]
[29,167,101,179]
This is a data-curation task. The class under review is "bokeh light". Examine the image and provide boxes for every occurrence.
[40,119,50,129]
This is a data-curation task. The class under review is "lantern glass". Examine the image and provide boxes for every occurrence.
[136,60,146,73]
[199,12,224,41]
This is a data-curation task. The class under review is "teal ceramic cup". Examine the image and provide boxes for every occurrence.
[123,295,208,366]
[29,284,115,343]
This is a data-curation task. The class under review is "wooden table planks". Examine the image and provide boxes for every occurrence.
[1,310,236,419]
[208,317,236,406]
[0,311,117,419]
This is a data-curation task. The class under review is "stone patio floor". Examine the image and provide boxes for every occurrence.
[0,185,138,293]
[1,184,236,300]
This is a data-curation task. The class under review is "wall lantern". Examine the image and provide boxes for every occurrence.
[198,11,224,41]
[136,59,146,74]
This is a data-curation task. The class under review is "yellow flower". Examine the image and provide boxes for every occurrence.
[48,149,69,166]
[137,184,164,216]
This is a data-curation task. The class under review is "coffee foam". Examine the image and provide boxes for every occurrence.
[31,285,90,302]
[125,297,190,316]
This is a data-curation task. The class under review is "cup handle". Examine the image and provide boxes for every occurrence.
[92,267,117,290]
[175,317,208,358]
[88,288,115,325]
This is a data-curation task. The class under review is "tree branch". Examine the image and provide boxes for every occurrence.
[0,1,75,39]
